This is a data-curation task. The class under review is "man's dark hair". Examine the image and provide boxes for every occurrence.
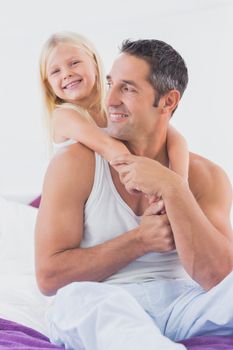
[120,39,188,108]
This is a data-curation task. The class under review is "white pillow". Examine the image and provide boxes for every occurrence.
[0,273,53,335]
[0,196,37,275]
[0,196,53,335]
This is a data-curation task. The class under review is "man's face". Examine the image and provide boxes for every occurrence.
[106,53,159,142]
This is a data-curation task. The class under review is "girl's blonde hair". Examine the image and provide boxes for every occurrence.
[39,31,106,146]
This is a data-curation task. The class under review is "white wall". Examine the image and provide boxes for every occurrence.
[0,0,232,203]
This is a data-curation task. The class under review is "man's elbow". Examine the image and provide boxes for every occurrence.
[201,263,233,291]
[36,267,59,296]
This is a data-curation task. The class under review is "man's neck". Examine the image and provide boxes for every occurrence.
[124,130,169,168]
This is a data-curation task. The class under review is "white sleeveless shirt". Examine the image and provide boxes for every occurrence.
[82,153,190,284]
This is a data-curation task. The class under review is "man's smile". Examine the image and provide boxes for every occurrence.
[109,113,129,122]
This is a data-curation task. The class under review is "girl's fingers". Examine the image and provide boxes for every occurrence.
[144,200,164,216]
[110,154,136,166]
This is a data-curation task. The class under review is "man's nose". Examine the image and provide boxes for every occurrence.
[105,86,122,107]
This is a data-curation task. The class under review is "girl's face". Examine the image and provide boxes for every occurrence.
[46,43,97,107]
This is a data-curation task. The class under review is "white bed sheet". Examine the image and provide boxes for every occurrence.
[0,196,53,336]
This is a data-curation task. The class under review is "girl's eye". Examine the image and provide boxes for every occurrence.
[50,69,60,76]
[71,60,80,66]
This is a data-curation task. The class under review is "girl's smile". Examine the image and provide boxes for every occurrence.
[46,43,97,107]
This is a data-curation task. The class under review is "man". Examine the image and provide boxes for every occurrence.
[35,39,233,350]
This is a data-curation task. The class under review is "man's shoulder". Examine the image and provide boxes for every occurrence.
[52,142,95,167]
[43,143,96,202]
[189,152,231,199]
[189,152,226,177]
[47,143,95,182]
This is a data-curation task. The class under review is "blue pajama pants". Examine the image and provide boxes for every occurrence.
[47,272,233,350]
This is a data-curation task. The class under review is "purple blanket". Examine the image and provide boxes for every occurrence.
[1,318,233,350]
[178,336,233,349]
[0,318,62,350]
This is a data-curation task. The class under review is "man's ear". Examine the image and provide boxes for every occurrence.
[159,90,180,116]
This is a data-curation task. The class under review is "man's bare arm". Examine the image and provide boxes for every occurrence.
[111,153,233,290]
[165,153,233,290]
[35,144,173,296]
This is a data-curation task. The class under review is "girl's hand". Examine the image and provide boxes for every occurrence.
[110,154,177,199]
[145,198,166,215]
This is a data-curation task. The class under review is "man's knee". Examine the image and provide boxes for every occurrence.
[52,281,129,315]
[57,281,124,301]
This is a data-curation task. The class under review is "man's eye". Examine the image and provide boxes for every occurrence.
[122,86,135,93]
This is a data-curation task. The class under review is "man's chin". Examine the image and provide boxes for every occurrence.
[105,126,119,138]
[106,126,128,141]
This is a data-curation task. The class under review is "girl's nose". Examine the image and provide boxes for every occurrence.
[63,68,72,80]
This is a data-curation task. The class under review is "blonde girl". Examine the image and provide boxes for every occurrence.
[40,31,130,161]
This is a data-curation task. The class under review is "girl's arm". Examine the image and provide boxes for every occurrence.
[52,108,130,161]
[167,125,189,181]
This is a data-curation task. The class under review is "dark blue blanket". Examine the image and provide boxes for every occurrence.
[1,318,233,349]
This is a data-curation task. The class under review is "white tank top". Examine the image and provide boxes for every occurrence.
[82,153,190,284]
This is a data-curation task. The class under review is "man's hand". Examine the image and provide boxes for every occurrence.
[137,201,175,253]
[111,154,179,200]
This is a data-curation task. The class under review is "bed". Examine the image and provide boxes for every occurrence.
[0,195,233,350]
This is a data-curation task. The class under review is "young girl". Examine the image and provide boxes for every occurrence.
[39,31,189,206]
